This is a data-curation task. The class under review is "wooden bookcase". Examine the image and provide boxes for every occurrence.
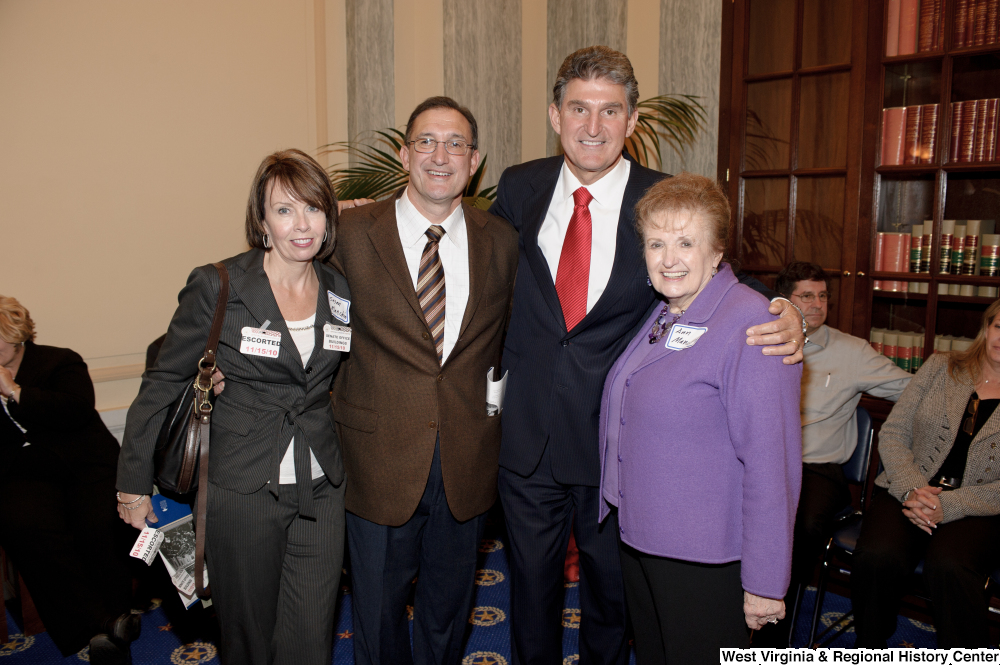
[719,0,1000,357]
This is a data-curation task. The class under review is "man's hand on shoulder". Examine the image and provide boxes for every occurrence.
[745,299,805,365]
[338,198,374,214]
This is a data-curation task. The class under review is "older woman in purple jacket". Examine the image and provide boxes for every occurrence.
[598,173,802,663]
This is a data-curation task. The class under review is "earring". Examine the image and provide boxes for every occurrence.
[263,233,271,249]
[712,266,718,276]
[323,230,328,243]
[646,276,652,286]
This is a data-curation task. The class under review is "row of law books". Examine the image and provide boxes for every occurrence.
[954,0,1000,48]
[869,329,927,373]
[949,99,999,163]
[885,0,1000,55]
[873,219,1000,293]
[881,105,939,165]
[886,0,944,55]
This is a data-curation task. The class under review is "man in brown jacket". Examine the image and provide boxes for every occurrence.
[331,97,518,665]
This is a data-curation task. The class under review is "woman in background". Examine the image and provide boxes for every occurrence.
[0,296,137,664]
[117,149,350,665]
[598,173,802,663]
[851,300,1000,648]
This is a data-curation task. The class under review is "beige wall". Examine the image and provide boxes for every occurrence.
[1,0,720,411]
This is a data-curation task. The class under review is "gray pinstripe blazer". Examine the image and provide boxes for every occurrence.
[875,352,1000,522]
[117,249,349,495]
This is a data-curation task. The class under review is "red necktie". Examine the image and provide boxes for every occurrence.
[555,187,593,331]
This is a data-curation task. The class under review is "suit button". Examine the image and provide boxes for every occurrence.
[429,421,436,429]
[625,379,630,387]
[562,340,569,347]
[977,479,983,483]
[437,374,444,382]
[619,490,623,498]
[986,467,992,472]
[618,455,622,463]
[422,332,430,340]
[306,366,313,374]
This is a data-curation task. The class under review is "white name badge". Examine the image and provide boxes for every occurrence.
[665,324,708,350]
[328,291,350,324]
[240,326,281,358]
[323,323,351,352]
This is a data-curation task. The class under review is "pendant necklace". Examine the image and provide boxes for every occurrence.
[648,304,684,344]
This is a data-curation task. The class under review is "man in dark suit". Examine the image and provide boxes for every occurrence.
[489,46,806,665]
[331,97,518,665]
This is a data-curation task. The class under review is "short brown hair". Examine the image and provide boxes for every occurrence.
[0,296,36,344]
[245,149,338,260]
[948,298,1000,384]
[775,262,828,298]
[634,172,731,256]
[404,96,479,149]
[552,46,639,116]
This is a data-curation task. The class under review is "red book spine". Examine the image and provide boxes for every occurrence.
[899,0,920,53]
[919,0,936,50]
[956,0,971,47]
[969,0,979,46]
[934,0,944,48]
[976,0,989,44]
[904,105,924,164]
[887,0,902,54]
[989,0,1000,42]
[950,101,964,162]
[920,104,939,163]
[985,98,999,161]
[960,100,980,162]
[883,107,908,166]
[975,99,990,161]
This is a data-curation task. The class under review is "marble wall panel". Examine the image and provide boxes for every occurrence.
[545,0,628,156]
[444,0,521,191]
[658,0,720,179]
[346,0,394,161]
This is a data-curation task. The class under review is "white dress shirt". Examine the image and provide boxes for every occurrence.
[396,188,470,364]
[538,157,631,313]
[279,313,325,484]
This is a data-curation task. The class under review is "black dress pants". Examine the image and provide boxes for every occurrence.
[620,544,748,665]
[498,444,629,665]
[346,439,488,665]
[851,488,1000,648]
[0,446,132,656]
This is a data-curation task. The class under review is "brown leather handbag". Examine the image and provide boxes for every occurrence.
[150,262,229,598]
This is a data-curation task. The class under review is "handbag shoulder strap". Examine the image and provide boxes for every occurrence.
[194,262,229,600]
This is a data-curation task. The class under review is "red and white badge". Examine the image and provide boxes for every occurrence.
[323,323,351,352]
[240,326,281,358]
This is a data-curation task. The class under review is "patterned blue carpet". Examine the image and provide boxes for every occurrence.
[0,516,954,663]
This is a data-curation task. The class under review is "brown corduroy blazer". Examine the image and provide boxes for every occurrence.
[330,195,518,526]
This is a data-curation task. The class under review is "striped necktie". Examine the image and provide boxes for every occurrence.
[418,225,447,364]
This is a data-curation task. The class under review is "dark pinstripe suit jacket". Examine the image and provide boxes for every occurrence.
[117,249,349,495]
[488,154,664,486]
[330,197,518,526]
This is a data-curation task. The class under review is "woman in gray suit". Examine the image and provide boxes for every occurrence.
[116,149,350,665]
[851,299,1000,648]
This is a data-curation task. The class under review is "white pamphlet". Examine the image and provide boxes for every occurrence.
[486,367,508,415]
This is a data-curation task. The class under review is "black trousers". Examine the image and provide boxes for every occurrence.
[756,463,851,646]
[346,440,488,665]
[205,476,345,665]
[0,445,132,656]
[851,488,1000,648]
[498,444,629,665]
[620,544,748,665]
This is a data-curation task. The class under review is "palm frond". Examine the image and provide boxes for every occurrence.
[627,94,708,169]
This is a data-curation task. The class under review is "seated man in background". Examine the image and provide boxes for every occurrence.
[756,261,913,647]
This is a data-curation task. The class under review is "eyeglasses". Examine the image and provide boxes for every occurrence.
[408,138,476,155]
[963,394,980,435]
[791,291,830,304]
